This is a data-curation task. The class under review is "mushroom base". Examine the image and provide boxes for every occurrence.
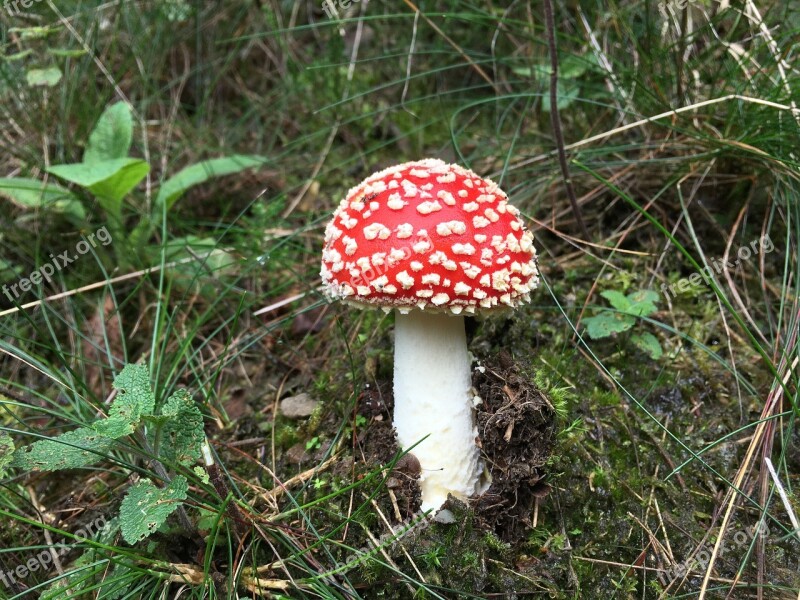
[392,310,483,511]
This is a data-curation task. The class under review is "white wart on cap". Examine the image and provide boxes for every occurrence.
[321,158,539,315]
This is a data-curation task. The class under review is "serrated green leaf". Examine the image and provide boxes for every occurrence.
[583,312,635,339]
[193,465,210,485]
[94,364,157,438]
[47,158,149,218]
[600,290,632,311]
[626,289,659,317]
[26,66,62,87]
[156,389,204,466]
[120,475,188,544]
[93,414,135,439]
[12,427,113,471]
[156,155,266,211]
[111,364,156,417]
[0,432,14,478]
[0,177,86,220]
[84,102,133,164]
[631,332,663,359]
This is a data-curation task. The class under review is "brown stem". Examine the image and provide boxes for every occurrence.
[543,0,590,241]
[207,462,250,538]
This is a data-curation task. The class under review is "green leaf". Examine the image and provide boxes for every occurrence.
[26,66,62,87]
[12,427,113,471]
[94,364,157,438]
[543,79,580,112]
[156,155,266,211]
[583,312,635,339]
[111,364,156,417]
[625,290,659,317]
[93,413,137,439]
[9,26,59,39]
[2,49,33,61]
[47,158,149,217]
[631,333,663,360]
[600,290,631,311]
[0,257,22,279]
[158,389,204,466]
[0,177,86,220]
[193,466,210,485]
[162,236,239,274]
[560,55,590,79]
[84,102,133,164]
[47,48,88,58]
[120,475,188,544]
[196,506,220,531]
[0,432,14,478]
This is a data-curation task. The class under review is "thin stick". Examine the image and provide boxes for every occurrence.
[0,253,225,318]
[763,457,800,543]
[400,0,497,91]
[513,94,800,170]
[542,0,590,241]
[203,439,250,538]
[697,355,798,599]
[282,0,369,218]
[253,286,324,316]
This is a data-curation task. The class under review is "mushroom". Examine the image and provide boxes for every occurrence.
[321,159,539,511]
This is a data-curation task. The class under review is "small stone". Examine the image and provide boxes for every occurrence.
[285,443,308,465]
[433,509,456,524]
[279,393,320,419]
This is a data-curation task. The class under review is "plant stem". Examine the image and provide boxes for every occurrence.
[543,0,590,241]
[203,439,249,537]
[137,432,197,537]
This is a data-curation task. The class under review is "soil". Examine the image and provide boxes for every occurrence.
[472,350,556,543]
[354,350,555,542]
[355,381,421,520]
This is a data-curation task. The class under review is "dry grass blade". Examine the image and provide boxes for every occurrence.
[697,351,799,599]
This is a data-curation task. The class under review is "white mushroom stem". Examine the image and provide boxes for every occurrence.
[392,310,483,511]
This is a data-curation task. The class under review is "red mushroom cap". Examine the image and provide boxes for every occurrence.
[320,159,539,315]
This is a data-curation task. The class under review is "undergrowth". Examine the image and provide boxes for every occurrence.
[0,1,798,598]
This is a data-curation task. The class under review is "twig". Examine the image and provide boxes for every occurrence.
[542,0,590,241]
[763,457,800,543]
[260,453,340,502]
[253,286,324,316]
[282,0,369,218]
[26,486,64,576]
[202,439,250,538]
[513,94,800,171]
[0,252,229,318]
[697,354,799,599]
[400,0,497,91]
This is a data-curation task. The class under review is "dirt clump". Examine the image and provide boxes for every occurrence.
[472,350,556,543]
[355,382,421,519]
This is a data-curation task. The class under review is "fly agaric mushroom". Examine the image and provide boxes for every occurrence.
[321,159,539,511]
